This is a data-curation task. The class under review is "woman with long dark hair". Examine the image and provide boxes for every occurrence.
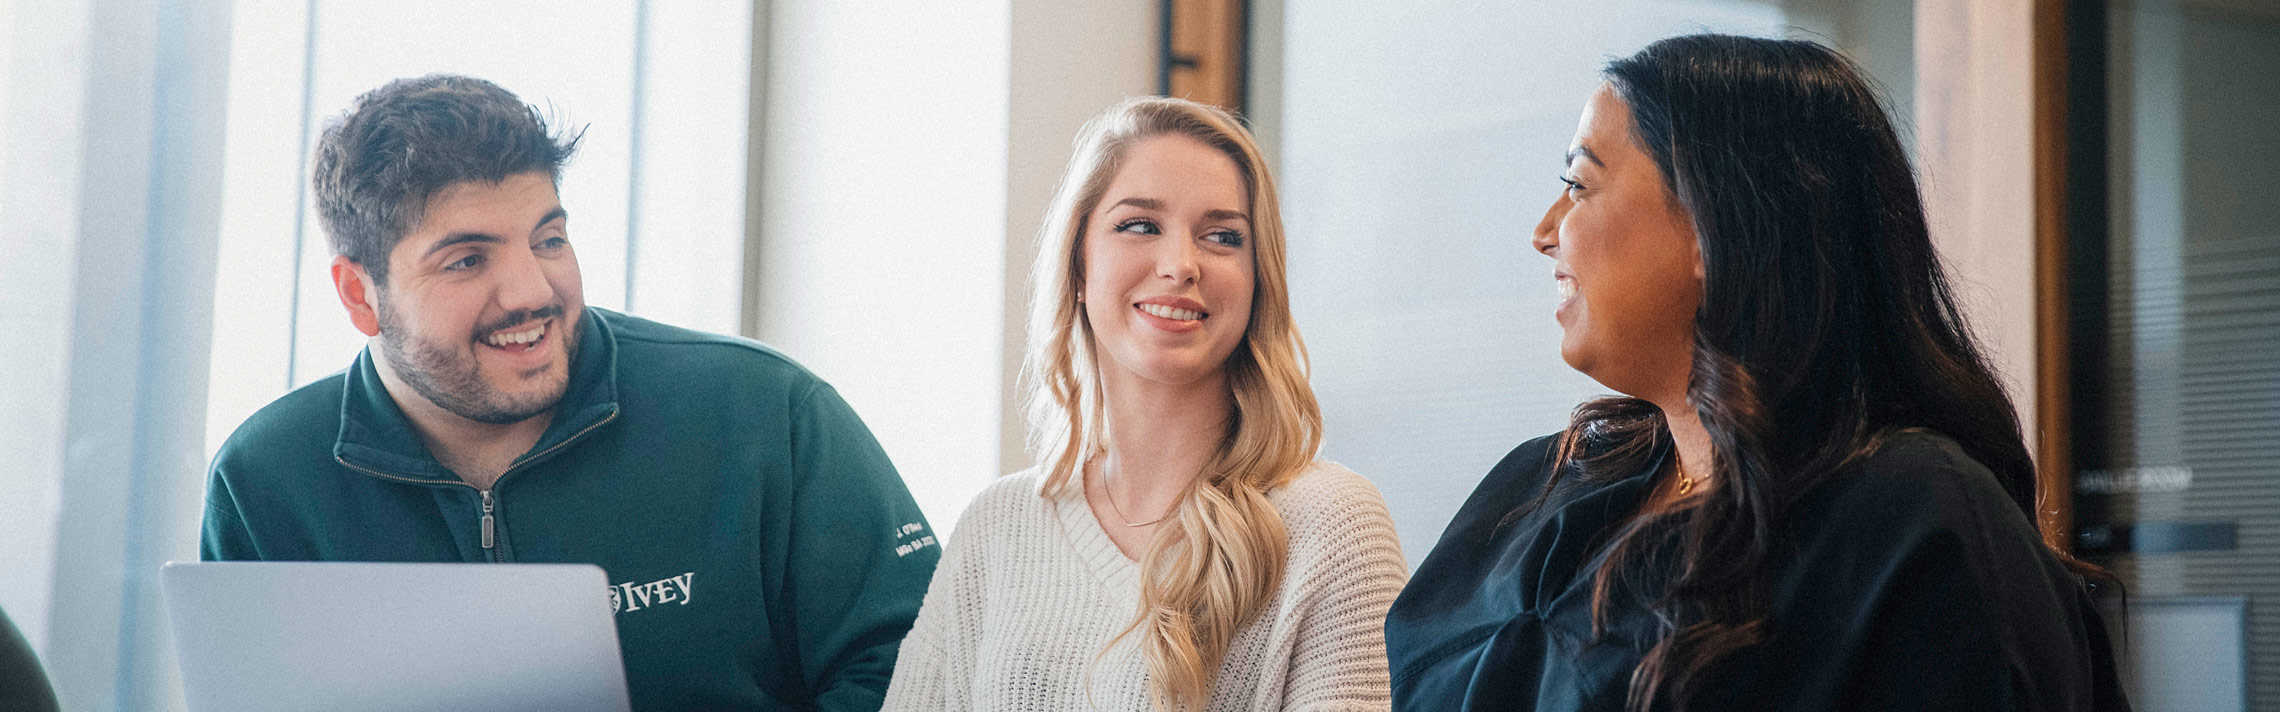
[1384,34,2127,711]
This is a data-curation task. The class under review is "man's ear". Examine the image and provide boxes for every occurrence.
[331,256,382,337]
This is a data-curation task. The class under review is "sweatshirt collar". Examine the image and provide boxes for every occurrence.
[332,306,622,484]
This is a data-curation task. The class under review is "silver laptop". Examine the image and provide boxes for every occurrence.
[161,561,631,712]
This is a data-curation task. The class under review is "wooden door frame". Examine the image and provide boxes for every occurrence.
[1918,0,2082,554]
[1161,0,1248,112]
[2032,0,2074,553]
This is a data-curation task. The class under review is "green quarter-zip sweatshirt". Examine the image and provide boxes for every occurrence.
[201,307,941,711]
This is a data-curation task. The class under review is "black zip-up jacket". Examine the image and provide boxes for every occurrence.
[1386,431,2129,711]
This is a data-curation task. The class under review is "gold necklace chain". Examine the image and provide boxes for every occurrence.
[1674,459,1705,496]
[1096,460,1179,528]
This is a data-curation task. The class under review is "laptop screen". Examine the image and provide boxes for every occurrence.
[161,561,630,712]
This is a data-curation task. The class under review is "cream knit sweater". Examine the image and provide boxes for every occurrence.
[881,461,1408,711]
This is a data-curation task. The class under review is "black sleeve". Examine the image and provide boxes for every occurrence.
[1822,525,2021,708]
[0,605,59,712]
[1694,511,2019,710]
[1701,437,2125,712]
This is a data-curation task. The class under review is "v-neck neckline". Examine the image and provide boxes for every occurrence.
[1049,482,1145,608]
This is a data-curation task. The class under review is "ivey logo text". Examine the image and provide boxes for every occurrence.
[608,571,695,614]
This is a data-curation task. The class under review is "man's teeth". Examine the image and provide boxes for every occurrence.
[484,323,545,347]
[1139,303,1204,321]
[1556,277,1576,301]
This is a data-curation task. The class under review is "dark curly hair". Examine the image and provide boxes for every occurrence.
[311,74,582,283]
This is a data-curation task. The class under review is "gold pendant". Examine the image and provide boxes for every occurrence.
[1676,475,1694,496]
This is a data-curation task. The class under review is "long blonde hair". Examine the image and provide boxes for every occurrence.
[1021,96,1324,710]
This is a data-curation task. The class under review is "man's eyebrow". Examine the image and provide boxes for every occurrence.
[423,232,503,259]
[421,207,569,260]
[532,207,567,233]
[1565,145,1604,168]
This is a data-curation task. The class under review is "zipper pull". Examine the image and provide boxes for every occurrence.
[480,489,496,551]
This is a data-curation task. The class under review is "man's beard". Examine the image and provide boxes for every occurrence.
[376,299,576,425]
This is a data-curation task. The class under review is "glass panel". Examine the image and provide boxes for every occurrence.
[2073,1,2280,709]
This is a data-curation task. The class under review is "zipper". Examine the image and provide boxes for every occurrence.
[335,405,620,564]
[336,456,497,561]
[467,408,619,564]
[505,408,620,474]
[480,489,498,561]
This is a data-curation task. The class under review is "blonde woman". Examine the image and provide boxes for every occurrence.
[882,97,1408,711]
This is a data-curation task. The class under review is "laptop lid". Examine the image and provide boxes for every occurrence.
[161,561,631,712]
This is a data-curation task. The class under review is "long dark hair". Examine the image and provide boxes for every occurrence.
[1534,34,2103,710]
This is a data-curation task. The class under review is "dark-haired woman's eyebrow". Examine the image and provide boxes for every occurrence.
[1565,145,1604,169]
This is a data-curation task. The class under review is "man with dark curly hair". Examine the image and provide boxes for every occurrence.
[201,75,938,710]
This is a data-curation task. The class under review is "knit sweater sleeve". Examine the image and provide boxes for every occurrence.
[1275,465,1410,711]
[878,547,958,711]
[881,477,1014,712]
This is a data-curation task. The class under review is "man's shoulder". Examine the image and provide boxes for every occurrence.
[596,309,823,392]
[211,371,349,477]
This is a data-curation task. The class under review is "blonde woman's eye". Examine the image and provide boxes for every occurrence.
[1208,230,1245,247]
[1115,219,1160,235]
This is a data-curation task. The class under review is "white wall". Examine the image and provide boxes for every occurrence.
[0,0,13,189]
[204,0,304,464]
[755,1,1160,533]
[1003,0,1161,474]
[627,3,752,334]
[1914,0,2042,456]
[755,2,1014,533]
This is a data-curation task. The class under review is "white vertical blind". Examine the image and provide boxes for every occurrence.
[8,2,232,708]
[0,0,92,663]
[626,3,752,335]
